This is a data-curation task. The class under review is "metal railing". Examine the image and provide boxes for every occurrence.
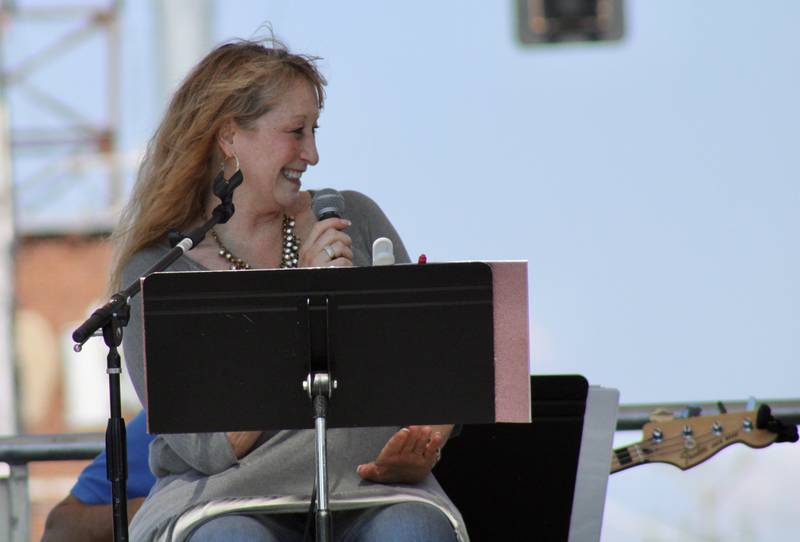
[0,432,105,463]
[0,432,103,542]
[1,399,799,540]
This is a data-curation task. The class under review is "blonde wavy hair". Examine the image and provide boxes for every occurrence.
[109,39,326,290]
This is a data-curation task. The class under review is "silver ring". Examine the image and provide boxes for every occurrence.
[323,245,336,259]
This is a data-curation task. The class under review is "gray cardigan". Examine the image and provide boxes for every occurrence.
[122,191,467,541]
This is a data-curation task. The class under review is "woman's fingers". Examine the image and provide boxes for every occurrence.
[394,426,435,459]
[314,227,352,251]
[320,240,353,261]
[383,427,410,456]
[299,218,353,268]
[300,244,352,267]
[398,426,419,455]
[356,462,382,480]
[411,426,432,456]
[424,431,443,462]
[304,218,351,248]
[356,426,444,484]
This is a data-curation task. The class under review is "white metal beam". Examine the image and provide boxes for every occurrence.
[0,101,18,437]
[154,0,213,108]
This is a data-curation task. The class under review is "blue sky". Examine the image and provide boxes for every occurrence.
[201,1,799,404]
[8,0,797,402]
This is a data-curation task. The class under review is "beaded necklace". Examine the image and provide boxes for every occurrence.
[210,215,300,270]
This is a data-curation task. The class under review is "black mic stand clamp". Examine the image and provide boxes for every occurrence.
[303,372,337,542]
[168,168,242,248]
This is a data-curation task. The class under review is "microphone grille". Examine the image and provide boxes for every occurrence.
[312,188,346,219]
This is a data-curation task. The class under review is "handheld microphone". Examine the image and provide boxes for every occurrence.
[312,188,346,220]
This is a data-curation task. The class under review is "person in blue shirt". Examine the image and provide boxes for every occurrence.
[41,411,156,541]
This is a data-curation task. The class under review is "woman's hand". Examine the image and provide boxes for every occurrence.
[357,425,453,484]
[298,217,353,268]
[227,431,262,459]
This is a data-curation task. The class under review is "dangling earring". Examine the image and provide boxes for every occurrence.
[221,154,240,179]
[213,154,244,197]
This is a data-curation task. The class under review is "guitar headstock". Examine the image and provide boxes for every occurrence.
[611,404,794,473]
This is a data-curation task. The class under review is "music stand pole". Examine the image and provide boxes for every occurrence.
[305,373,336,542]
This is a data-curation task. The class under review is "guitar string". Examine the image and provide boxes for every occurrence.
[617,432,733,461]
[612,434,704,469]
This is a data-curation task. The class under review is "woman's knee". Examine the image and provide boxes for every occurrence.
[342,502,456,542]
[187,514,278,542]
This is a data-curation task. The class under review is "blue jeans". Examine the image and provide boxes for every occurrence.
[187,502,457,542]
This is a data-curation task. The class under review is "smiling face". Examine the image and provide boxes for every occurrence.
[220,77,320,212]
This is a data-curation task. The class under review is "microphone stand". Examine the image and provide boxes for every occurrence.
[71,171,243,542]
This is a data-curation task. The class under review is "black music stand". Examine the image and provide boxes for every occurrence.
[434,374,618,542]
[434,375,588,541]
[140,262,522,541]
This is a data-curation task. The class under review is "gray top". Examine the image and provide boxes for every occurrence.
[122,191,467,540]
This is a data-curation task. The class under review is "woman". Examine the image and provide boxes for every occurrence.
[112,40,464,541]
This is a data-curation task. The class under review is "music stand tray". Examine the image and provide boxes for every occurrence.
[141,261,530,432]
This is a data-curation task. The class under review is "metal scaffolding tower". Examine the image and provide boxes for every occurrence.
[0,0,123,232]
[0,0,122,439]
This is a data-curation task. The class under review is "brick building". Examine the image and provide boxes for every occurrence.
[13,232,138,540]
